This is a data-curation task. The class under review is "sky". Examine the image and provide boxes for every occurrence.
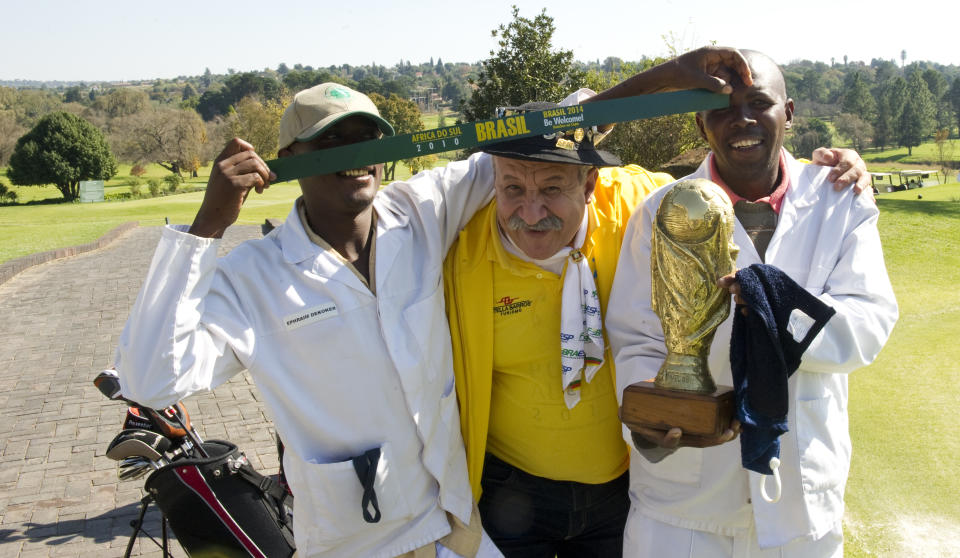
[1,0,956,82]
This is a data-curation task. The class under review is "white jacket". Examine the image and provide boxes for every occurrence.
[607,151,898,549]
[116,154,495,557]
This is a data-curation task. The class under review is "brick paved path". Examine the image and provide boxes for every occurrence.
[0,226,279,557]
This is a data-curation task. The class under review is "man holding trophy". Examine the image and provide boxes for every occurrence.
[607,50,898,556]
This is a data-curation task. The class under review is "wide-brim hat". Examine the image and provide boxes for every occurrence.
[278,83,395,150]
[481,101,621,167]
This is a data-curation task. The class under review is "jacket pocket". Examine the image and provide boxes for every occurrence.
[797,394,851,493]
[292,442,413,553]
[633,446,703,485]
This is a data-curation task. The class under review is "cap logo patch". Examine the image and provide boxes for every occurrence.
[326,86,352,99]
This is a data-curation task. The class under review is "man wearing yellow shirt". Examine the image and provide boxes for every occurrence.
[444,132,666,557]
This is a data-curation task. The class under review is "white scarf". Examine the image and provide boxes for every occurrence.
[500,212,605,409]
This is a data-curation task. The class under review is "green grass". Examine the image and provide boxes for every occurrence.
[1,162,214,204]
[861,138,960,171]
[844,184,960,556]
[0,181,303,263]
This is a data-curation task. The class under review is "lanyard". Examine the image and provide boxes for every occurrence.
[266,89,728,182]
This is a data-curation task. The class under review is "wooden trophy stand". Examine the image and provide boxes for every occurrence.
[621,381,735,448]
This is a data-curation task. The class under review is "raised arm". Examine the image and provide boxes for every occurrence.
[589,46,753,102]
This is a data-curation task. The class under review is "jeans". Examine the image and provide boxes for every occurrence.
[478,453,629,558]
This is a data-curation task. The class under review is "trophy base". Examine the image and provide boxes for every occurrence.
[620,381,735,448]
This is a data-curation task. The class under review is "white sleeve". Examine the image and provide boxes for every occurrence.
[606,198,666,406]
[388,152,496,253]
[115,225,251,409]
[801,198,899,373]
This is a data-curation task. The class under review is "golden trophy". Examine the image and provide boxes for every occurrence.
[621,178,740,447]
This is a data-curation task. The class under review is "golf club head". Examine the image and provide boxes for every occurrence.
[118,457,153,480]
[142,403,192,439]
[106,429,172,462]
[122,406,155,433]
[94,369,123,401]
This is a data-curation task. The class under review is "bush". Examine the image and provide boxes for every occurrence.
[130,163,147,177]
[106,191,134,201]
[147,178,162,197]
[163,174,183,193]
[129,180,142,197]
[0,181,18,204]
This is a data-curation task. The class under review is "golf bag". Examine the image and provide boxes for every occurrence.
[144,440,295,558]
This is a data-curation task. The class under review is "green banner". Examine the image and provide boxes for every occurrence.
[267,89,728,183]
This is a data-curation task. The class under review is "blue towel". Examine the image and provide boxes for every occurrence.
[730,264,836,475]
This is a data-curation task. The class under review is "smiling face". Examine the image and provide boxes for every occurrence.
[696,51,794,198]
[493,156,597,260]
[281,115,384,215]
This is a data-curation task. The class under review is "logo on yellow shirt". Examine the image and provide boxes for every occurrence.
[494,295,532,316]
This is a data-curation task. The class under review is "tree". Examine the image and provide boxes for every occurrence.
[3,88,63,127]
[898,72,936,155]
[797,68,826,103]
[283,69,338,93]
[383,75,415,99]
[603,57,623,73]
[94,88,149,118]
[933,128,955,181]
[223,96,286,159]
[0,110,25,166]
[197,72,283,120]
[788,117,832,159]
[462,6,585,121]
[356,75,384,96]
[583,61,702,169]
[950,77,960,137]
[834,113,874,152]
[116,106,207,175]
[603,113,703,170]
[441,76,467,106]
[369,92,431,180]
[7,112,116,201]
[873,77,907,150]
[841,72,876,122]
[922,69,953,133]
[64,86,84,104]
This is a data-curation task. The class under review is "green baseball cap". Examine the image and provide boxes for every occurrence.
[278,83,395,150]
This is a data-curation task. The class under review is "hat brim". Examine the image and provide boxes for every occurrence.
[482,136,621,167]
[293,111,395,146]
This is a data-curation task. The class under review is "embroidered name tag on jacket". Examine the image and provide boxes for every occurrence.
[284,302,339,331]
[787,308,815,342]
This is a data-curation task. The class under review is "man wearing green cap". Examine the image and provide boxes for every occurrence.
[116,81,503,557]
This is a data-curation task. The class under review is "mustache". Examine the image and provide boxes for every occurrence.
[506,214,564,232]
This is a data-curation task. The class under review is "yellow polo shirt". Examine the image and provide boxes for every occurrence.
[485,237,627,484]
